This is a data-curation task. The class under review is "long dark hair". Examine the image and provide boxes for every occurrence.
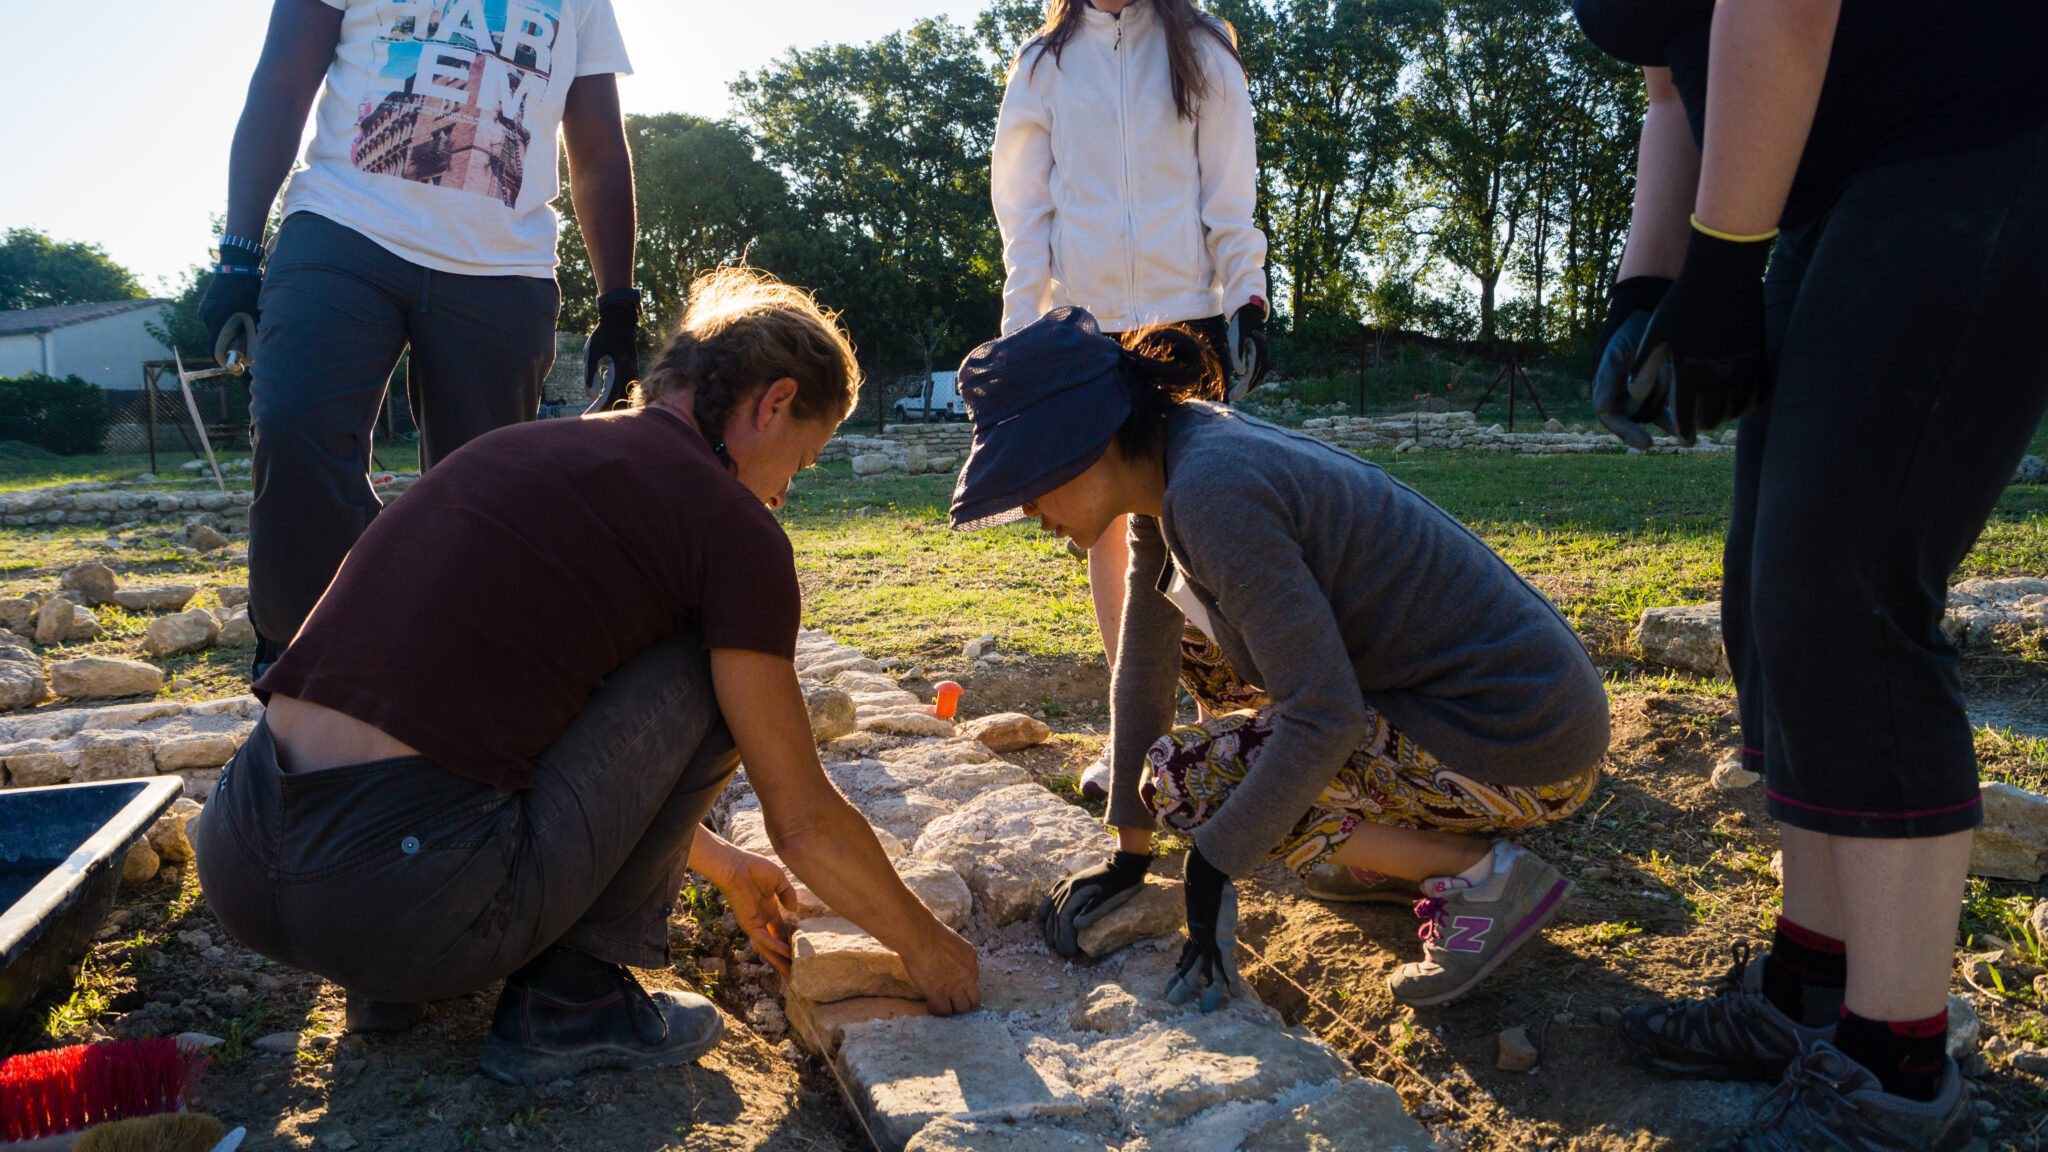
[1028,0,1243,121]
[1112,322,1224,460]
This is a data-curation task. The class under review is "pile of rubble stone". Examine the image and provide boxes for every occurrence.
[0,563,255,711]
[722,630,1435,1152]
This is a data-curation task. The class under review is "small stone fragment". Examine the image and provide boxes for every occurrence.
[177,1032,225,1050]
[0,662,48,712]
[49,656,164,700]
[1633,603,1731,678]
[253,1031,301,1055]
[1946,994,1980,1061]
[33,597,76,646]
[746,998,787,1037]
[1710,756,1759,790]
[217,584,249,608]
[1497,1025,1539,1071]
[1598,1006,1622,1028]
[957,711,1051,752]
[2010,1046,2048,1075]
[149,797,204,864]
[189,525,229,552]
[121,839,160,885]
[216,610,256,648]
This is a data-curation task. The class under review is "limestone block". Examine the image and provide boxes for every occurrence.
[904,1117,1114,1152]
[149,797,204,864]
[789,916,920,1003]
[153,735,241,772]
[803,682,857,742]
[1084,1008,1354,1131]
[914,784,1109,924]
[35,598,100,646]
[1069,984,1148,1034]
[1,738,80,786]
[862,790,955,845]
[1971,782,2048,881]
[977,947,1091,1017]
[1633,603,1731,677]
[831,669,904,695]
[111,585,197,613]
[81,701,182,728]
[849,688,926,712]
[913,763,1033,809]
[217,584,249,608]
[803,651,885,680]
[851,452,892,477]
[144,608,220,658]
[727,809,775,856]
[958,712,1051,753]
[861,709,956,738]
[186,694,262,718]
[60,562,118,606]
[898,857,973,929]
[189,525,229,552]
[879,737,996,774]
[1497,1026,1538,1071]
[786,991,928,1056]
[0,597,38,633]
[1078,876,1184,958]
[1240,1078,1434,1152]
[74,731,158,782]
[839,1013,1066,1151]
[0,661,47,711]
[50,657,164,700]
[216,610,255,648]
[121,839,161,886]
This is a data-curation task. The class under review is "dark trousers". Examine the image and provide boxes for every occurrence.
[248,212,560,646]
[193,637,736,1002]
[1727,121,2048,839]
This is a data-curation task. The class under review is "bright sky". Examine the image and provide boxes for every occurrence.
[0,0,989,293]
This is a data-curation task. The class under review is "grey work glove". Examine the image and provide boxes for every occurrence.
[1164,844,1243,1012]
[1039,850,1151,958]
[1590,276,1674,450]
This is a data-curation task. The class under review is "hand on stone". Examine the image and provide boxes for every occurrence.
[1038,851,1151,957]
[903,922,981,1017]
[1165,845,1243,1012]
[716,847,800,978]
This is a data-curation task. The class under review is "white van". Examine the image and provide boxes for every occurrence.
[891,371,968,422]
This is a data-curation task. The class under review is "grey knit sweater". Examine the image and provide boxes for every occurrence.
[1105,404,1610,877]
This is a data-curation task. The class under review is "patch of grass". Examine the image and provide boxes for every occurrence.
[1960,878,2046,969]
[1581,921,1644,953]
[1976,725,2048,793]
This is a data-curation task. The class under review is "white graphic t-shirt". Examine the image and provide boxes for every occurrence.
[280,0,632,277]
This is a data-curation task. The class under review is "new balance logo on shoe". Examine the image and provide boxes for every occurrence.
[1445,915,1494,953]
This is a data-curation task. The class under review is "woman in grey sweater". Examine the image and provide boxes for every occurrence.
[950,308,1611,1008]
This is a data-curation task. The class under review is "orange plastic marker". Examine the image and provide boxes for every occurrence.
[933,681,963,720]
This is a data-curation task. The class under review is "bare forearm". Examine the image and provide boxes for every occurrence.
[224,0,340,244]
[569,158,635,293]
[774,797,940,951]
[1617,70,1699,281]
[1695,0,1839,235]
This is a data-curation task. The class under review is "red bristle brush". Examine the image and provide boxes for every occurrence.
[0,1038,209,1147]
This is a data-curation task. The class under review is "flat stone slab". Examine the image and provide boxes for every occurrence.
[839,1013,1072,1151]
[787,992,929,1056]
[1240,1078,1435,1151]
[1078,876,1184,958]
[1080,1006,1355,1131]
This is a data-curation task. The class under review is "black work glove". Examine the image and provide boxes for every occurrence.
[1164,844,1243,1012]
[199,240,264,366]
[1630,223,1775,445]
[1038,850,1151,958]
[583,290,642,413]
[1590,276,1673,451]
[1224,298,1269,401]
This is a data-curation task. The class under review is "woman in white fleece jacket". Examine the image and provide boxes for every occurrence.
[992,0,1270,795]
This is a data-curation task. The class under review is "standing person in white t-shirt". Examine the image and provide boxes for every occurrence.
[199,0,638,681]
[990,0,1270,796]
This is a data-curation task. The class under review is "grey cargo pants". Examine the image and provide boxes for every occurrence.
[193,636,736,1002]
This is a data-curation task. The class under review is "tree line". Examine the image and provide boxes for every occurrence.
[559,0,1643,384]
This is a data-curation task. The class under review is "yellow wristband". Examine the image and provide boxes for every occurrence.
[1691,214,1779,244]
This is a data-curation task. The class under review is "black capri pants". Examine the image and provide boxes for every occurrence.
[1727,119,2048,839]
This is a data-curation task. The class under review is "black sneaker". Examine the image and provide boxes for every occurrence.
[343,991,426,1033]
[480,947,724,1086]
[1704,1042,1984,1151]
[1617,943,1832,1081]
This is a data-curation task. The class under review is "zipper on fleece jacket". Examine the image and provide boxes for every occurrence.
[1116,16,1137,325]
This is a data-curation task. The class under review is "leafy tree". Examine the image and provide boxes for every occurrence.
[558,114,800,339]
[0,229,144,311]
[0,374,114,455]
[975,0,1046,76]
[734,16,1004,371]
[149,267,215,358]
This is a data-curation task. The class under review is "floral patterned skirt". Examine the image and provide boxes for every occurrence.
[1148,630,1601,873]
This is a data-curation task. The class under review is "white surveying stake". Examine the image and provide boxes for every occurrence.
[168,313,256,494]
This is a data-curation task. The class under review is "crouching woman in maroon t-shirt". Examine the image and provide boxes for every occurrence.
[192,269,979,1085]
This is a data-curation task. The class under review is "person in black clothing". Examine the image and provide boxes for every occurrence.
[1577,1,2048,1149]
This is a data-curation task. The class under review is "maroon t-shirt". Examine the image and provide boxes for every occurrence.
[255,406,800,790]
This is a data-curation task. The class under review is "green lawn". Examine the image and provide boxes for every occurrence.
[782,445,2048,665]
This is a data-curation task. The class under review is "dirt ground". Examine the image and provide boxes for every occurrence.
[13,655,2048,1151]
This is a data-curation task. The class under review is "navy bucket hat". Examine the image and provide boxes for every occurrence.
[949,307,1132,530]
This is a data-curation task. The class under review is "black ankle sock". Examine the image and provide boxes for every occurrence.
[1760,916,1846,1028]
[1834,1008,1947,1102]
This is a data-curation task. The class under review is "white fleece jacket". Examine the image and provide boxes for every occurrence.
[991,1,1269,335]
